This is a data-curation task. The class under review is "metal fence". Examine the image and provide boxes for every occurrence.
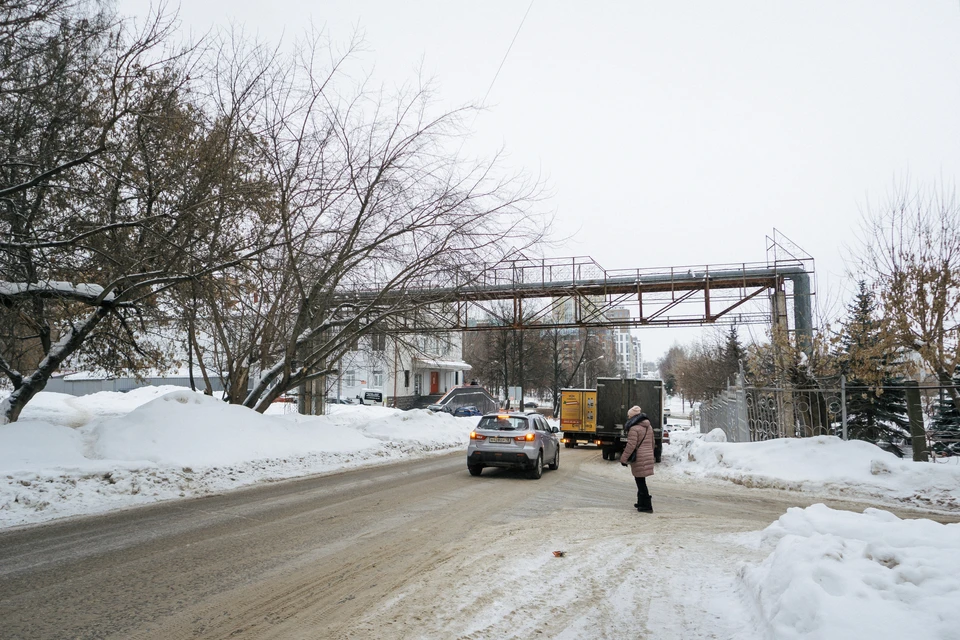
[700,374,960,461]
[700,379,843,443]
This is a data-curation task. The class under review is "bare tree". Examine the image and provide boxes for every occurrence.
[0,2,271,422]
[855,182,960,404]
[185,32,547,413]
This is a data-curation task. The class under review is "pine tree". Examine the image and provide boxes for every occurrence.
[722,325,745,381]
[930,368,960,456]
[839,281,910,445]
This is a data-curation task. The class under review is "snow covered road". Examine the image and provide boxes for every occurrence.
[4,446,954,640]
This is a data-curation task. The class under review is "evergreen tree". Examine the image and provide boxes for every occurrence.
[839,281,910,445]
[663,373,677,396]
[722,325,745,380]
[930,368,960,456]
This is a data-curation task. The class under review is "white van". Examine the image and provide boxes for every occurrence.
[360,389,384,406]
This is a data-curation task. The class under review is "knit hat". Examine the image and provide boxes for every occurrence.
[627,405,642,418]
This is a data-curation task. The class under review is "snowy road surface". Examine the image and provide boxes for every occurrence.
[1,447,956,640]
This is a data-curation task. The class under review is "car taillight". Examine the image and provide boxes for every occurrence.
[514,432,536,442]
[470,431,486,440]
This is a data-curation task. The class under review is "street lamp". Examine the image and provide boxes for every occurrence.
[583,354,604,388]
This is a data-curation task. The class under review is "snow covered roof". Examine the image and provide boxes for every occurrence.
[413,358,473,371]
[0,281,115,303]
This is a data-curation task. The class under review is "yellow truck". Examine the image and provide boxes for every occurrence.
[558,388,597,448]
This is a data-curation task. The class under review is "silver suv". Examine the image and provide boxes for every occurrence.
[467,411,561,479]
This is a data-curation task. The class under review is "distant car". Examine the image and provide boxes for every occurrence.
[426,404,453,413]
[662,426,671,446]
[467,411,561,479]
[453,405,481,417]
[360,389,384,406]
[663,407,671,418]
[523,401,538,409]
[325,398,351,405]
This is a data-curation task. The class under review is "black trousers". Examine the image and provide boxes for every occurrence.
[634,477,650,502]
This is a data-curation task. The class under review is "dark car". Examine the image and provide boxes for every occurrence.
[453,405,481,417]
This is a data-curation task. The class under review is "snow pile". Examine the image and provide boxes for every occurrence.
[85,390,376,465]
[740,504,960,640]
[0,388,474,528]
[668,432,960,511]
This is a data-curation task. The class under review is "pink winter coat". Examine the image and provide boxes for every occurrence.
[619,419,655,478]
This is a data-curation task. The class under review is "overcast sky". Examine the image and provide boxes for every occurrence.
[122,0,960,361]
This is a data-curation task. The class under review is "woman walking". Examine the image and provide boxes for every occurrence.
[620,405,655,513]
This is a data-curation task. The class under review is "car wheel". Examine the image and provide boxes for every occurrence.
[564,442,574,449]
[548,447,559,470]
[468,464,483,476]
[527,452,543,479]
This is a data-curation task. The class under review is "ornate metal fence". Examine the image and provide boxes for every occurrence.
[701,375,843,443]
[701,376,960,462]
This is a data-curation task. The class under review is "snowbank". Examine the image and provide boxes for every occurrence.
[0,388,474,528]
[668,432,960,512]
[740,504,960,640]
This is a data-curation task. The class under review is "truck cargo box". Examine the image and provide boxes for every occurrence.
[595,378,664,462]
[558,388,597,447]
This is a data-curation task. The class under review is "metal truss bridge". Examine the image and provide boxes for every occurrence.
[339,232,816,346]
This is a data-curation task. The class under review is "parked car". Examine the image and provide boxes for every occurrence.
[453,405,481,417]
[325,398,351,405]
[523,401,538,409]
[467,411,561,479]
[426,404,453,413]
[662,425,671,445]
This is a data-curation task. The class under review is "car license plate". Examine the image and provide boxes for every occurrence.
[489,437,511,443]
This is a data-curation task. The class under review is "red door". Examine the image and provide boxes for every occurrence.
[430,371,439,394]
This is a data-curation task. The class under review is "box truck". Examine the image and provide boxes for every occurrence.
[558,388,598,448]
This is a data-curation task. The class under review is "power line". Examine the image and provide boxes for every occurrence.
[479,0,535,108]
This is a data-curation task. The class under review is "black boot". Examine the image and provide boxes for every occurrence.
[638,496,653,513]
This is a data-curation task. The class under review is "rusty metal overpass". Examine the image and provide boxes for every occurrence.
[337,231,816,347]
[338,230,814,345]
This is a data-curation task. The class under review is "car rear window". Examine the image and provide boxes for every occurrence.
[477,416,528,431]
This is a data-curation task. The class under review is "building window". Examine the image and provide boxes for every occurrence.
[371,333,386,352]
[373,370,384,387]
[404,370,410,388]
[344,370,356,387]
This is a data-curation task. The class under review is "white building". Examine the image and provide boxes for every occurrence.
[608,307,638,378]
[325,332,473,408]
[632,336,643,378]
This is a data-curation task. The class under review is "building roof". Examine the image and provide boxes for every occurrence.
[413,357,473,371]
